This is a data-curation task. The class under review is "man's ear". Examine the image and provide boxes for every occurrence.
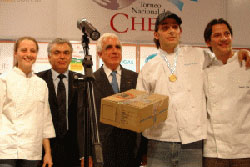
[14,52,17,59]
[97,52,102,58]
[13,52,18,66]
[47,54,52,64]
[206,41,211,48]
[154,32,159,40]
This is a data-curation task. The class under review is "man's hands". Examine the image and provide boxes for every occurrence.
[42,152,53,167]
[238,49,250,69]
[81,157,93,167]
[42,138,53,167]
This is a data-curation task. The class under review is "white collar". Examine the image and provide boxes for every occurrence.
[212,51,237,66]
[159,45,180,56]
[13,67,34,78]
[103,64,121,76]
[51,69,69,81]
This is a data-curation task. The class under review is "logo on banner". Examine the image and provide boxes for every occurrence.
[93,0,137,10]
[93,0,198,34]
[168,0,198,11]
[93,0,198,11]
[122,59,133,64]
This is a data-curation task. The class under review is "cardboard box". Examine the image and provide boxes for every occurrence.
[100,89,169,133]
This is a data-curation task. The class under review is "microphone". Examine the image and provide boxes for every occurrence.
[77,18,100,41]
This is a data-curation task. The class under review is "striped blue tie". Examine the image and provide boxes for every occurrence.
[111,71,119,93]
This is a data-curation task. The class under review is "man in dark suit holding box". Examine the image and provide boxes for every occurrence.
[92,33,139,167]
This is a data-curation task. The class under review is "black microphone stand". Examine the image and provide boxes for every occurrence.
[75,28,103,167]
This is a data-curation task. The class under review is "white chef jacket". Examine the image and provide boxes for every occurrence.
[203,53,250,159]
[0,67,56,160]
[137,46,207,144]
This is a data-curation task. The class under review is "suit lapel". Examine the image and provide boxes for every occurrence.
[97,68,114,96]
[68,71,76,108]
[120,67,135,92]
[120,67,126,92]
[47,69,58,106]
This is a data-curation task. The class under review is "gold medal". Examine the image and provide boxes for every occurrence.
[169,74,177,82]
[162,48,179,83]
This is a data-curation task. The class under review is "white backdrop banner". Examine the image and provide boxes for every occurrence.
[0,0,249,46]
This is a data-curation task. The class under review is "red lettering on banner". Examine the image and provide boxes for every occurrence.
[148,18,156,31]
[110,13,156,33]
[132,17,145,31]
[110,13,128,33]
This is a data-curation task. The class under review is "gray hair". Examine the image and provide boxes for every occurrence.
[96,33,120,53]
[47,38,73,55]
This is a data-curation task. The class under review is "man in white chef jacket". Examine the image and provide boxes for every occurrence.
[203,18,250,167]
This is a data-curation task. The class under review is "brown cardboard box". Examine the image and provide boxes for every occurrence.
[100,89,169,133]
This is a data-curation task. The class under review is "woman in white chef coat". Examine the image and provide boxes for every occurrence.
[0,37,55,167]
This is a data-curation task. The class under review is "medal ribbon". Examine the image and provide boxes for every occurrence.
[161,48,179,75]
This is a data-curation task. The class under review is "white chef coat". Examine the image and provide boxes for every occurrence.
[137,46,207,144]
[0,67,55,160]
[203,52,250,159]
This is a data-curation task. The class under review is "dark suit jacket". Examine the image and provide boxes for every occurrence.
[37,69,81,167]
[93,66,138,167]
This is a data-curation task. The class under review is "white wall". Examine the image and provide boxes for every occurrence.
[0,0,249,74]
[0,0,57,40]
[0,0,249,46]
[227,0,250,47]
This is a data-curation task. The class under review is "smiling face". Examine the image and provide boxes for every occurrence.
[98,37,122,70]
[154,18,182,53]
[206,23,233,57]
[48,43,72,73]
[14,39,38,74]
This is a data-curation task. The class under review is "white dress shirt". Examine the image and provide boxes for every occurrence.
[203,53,250,159]
[137,46,207,144]
[0,67,55,160]
[103,64,121,90]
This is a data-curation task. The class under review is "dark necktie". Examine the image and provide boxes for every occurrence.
[57,74,67,137]
[111,71,119,93]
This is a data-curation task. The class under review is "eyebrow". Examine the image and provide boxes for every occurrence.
[53,49,70,52]
[20,47,37,51]
[161,22,178,25]
[116,44,121,48]
[106,45,112,49]
[105,44,121,49]
[212,31,231,35]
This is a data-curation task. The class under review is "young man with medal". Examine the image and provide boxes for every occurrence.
[203,18,250,167]
[137,11,206,167]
